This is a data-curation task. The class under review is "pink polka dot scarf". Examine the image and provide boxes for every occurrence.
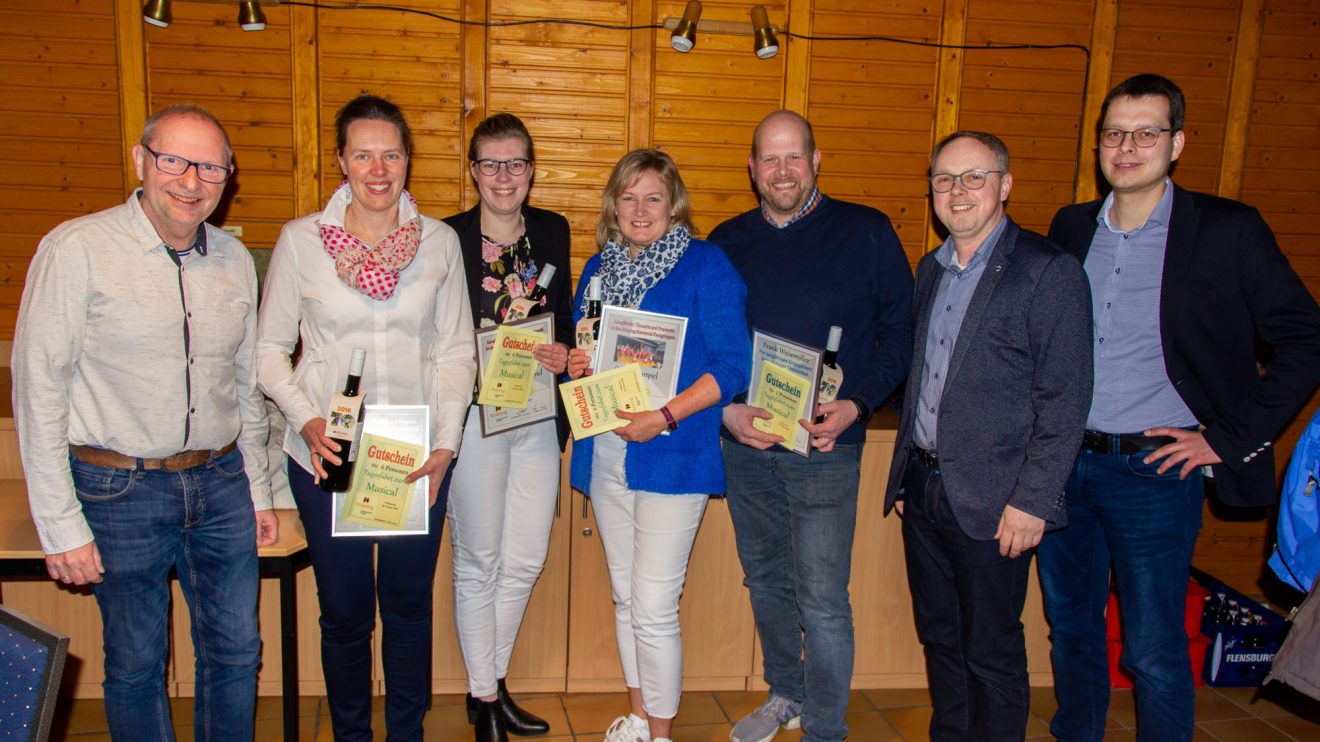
[317,183,421,301]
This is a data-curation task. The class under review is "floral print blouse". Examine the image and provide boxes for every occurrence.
[478,232,547,326]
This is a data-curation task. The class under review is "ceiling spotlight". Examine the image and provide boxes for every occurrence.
[750,5,779,59]
[142,0,171,28]
[670,1,702,53]
[238,1,267,32]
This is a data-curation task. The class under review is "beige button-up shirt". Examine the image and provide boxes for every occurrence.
[12,191,273,554]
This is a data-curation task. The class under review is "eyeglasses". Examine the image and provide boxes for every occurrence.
[142,145,232,184]
[1099,127,1173,148]
[473,158,531,177]
[930,169,1003,193]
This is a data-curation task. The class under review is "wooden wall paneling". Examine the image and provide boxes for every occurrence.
[1108,0,1241,196]
[806,1,943,264]
[651,2,790,238]
[1217,0,1264,201]
[317,0,466,221]
[1074,0,1118,203]
[457,0,489,212]
[957,0,1093,237]
[487,0,632,277]
[783,0,813,114]
[0,0,124,340]
[114,0,148,193]
[290,1,322,218]
[627,0,657,151]
[929,0,969,251]
[143,3,298,250]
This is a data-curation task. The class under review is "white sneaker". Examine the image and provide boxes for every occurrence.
[604,713,651,742]
[729,694,803,742]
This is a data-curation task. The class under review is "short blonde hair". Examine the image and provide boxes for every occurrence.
[596,149,695,249]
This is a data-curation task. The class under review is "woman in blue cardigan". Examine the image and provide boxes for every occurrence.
[566,149,750,742]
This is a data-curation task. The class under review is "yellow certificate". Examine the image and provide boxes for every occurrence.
[343,433,426,530]
[751,359,811,442]
[558,364,650,440]
[477,325,546,409]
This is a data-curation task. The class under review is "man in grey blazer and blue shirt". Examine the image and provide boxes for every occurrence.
[884,131,1093,740]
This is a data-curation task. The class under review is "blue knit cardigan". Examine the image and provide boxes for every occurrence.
[568,239,750,496]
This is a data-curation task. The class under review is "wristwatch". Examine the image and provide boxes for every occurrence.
[850,397,871,426]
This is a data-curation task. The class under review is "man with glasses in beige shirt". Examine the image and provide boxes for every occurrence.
[12,104,277,741]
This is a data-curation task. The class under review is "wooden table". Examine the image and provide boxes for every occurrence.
[0,480,311,742]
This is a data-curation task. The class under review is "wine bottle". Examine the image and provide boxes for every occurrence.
[815,326,843,423]
[320,347,366,493]
[504,263,557,322]
[576,275,603,352]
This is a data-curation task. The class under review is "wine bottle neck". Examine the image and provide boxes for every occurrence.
[343,374,362,396]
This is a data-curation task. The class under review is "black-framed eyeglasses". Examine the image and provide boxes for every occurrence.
[473,158,531,177]
[930,169,1003,193]
[1099,127,1173,149]
[143,145,232,184]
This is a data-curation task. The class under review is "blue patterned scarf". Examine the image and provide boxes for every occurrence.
[588,225,691,312]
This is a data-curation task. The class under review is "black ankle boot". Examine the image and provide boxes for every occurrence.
[472,697,508,742]
[496,678,550,736]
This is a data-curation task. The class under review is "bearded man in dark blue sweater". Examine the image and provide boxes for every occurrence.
[708,110,913,742]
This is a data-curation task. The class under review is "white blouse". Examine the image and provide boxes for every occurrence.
[256,188,476,476]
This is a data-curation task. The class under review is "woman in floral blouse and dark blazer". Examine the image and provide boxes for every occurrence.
[441,113,573,742]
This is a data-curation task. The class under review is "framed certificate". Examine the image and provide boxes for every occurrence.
[748,329,823,458]
[592,306,687,411]
[475,314,559,437]
[332,404,431,537]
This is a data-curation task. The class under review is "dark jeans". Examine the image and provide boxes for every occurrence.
[73,447,260,742]
[900,452,1033,741]
[723,442,862,742]
[289,458,448,742]
[1038,450,1203,742]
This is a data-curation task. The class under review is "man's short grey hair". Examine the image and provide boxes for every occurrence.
[929,130,1010,174]
[141,104,233,163]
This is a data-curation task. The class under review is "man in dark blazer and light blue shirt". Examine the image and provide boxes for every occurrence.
[1039,74,1320,742]
[885,131,1093,740]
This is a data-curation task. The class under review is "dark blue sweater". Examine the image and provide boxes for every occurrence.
[708,196,914,446]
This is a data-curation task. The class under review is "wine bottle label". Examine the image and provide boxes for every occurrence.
[818,365,843,405]
[326,393,365,440]
[504,296,538,322]
[576,317,601,352]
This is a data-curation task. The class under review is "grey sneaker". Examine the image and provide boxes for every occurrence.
[729,694,803,742]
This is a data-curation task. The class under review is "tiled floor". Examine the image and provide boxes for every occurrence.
[46,683,1320,740]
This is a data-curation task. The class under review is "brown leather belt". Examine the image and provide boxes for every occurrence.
[69,441,238,472]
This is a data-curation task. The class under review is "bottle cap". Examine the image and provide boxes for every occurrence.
[537,263,557,288]
[588,275,602,300]
[826,325,843,352]
[348,347,367,375]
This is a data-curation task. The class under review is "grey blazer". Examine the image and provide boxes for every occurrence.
[884,218,1093,540]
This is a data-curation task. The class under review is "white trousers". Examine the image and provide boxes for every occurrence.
[590,434,708,719]
[447,407,560,697]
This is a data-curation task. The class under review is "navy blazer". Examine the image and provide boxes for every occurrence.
[885,219,1093,540]
[1048,185,1320,508]
[444,203,574,449]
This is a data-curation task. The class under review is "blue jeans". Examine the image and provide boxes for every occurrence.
[289,458,447,742]
[1038,450,1203,742]
[73,448,260,742]
[723,442,862,742]
[901,454,1033,741]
